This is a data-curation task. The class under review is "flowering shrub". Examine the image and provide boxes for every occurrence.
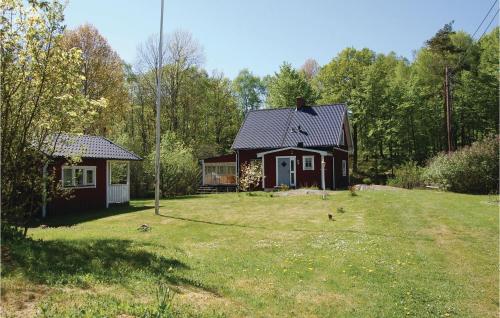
[423,135,498,194]
[239,161,262,192]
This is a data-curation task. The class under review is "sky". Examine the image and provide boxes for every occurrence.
[64,0,498,79]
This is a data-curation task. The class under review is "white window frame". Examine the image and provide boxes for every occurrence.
[302,155,315,171]
[339,131,345,146]
[342,160,347,177]
[62,165,97,188]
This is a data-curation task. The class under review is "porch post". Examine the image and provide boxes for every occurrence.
[201,159,205,185]
[321,155,325,190]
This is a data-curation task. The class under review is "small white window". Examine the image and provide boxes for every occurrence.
[339,131,345,146]
[302,156,314,171]
[62,166,96,188]
[342,160,347,177]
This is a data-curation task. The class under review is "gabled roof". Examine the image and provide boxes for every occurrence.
[42,134,142,161]
[231,104,348,150]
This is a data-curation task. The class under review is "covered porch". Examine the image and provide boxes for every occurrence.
[106,160,131,206]
[201,154,237,186]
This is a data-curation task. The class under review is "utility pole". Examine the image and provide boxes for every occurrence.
[155,0,164,215]
[444,66,453,153]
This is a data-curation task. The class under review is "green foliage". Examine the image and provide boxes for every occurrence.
[233,69,265,114]
[423,135,499,193]
[146,131,200,196]
[239,161,262,192]
[0,0,103,230]
[266,62,317,108]
[277,184,290,191]
[314,25,498,178]
[387,161,424,189]
[362,178,372,185]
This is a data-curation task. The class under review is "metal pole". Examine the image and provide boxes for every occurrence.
[155,0,164,215]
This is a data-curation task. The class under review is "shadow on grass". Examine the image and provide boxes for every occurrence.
[39,204,153,227]
[158,214,436,241]
[40,195,208,227]
[2,238,212,292]
[159,213,268,230]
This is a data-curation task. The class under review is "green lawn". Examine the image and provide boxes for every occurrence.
[2,189,499,317]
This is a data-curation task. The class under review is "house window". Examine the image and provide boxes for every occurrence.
[302,155,314,171]
[342,160,347,177]
[62,166,96,188]
[290,157,296,186]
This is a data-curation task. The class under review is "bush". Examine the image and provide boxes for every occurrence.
[387,161,424,189]
[362,177,372,185]
[146,131,200,196]
[239,161,262,192]
[423,136,499,194]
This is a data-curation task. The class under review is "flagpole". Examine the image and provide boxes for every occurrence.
[155,0,164,215]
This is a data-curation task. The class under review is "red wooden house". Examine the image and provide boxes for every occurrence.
[201,98,353,190]
[42,134,142,217]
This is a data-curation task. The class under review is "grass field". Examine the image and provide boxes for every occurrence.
[2,189,499,317]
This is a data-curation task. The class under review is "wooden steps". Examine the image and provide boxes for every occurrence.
[197,185,237,194]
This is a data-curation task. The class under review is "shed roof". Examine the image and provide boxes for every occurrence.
[231,104,348,150]
[43,134,142,161]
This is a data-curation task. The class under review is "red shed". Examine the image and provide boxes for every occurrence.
[42,134,142,217]
[200,99,353,190]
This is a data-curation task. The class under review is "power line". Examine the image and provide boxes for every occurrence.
[479,8,499,40]
[455,1,499,68]
[471,0,498,38]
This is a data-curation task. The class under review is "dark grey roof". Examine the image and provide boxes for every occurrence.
[43,134,142,160]
[231,104,347,150]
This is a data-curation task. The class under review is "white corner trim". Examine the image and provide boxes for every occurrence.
[257,147,331,158]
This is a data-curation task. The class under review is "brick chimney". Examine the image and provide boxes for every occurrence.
[296,97,305,110]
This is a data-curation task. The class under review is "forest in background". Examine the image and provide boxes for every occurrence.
[111,23,498,194]
[1,0,498,206]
